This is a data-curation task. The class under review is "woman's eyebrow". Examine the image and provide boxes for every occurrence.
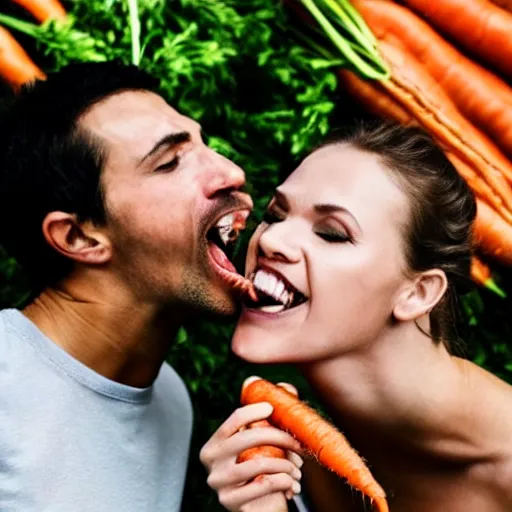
[314,203,361,230]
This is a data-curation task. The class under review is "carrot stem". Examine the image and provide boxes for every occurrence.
[484,278,507,298]
[298,0,389,79]
[126,0,141,65]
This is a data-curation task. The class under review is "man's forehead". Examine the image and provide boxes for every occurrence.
[79,90,199,150]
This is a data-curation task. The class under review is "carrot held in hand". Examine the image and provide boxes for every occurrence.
[490,0,512,12]
[400,0,512,80]
[0,26,45,89]
[237,420,287,466]
[241,378,389,512]
[12,0,66,23]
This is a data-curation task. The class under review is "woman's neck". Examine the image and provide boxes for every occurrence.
[299,322,512,468]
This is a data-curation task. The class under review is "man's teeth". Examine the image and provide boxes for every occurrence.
[253,269,293,306]
[216,213,234,228]
[215,213,235,246]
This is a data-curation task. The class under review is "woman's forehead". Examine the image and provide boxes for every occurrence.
[281,144,409,221]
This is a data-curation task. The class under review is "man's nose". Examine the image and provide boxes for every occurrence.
[204,152,246,199]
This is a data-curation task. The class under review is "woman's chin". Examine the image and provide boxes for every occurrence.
[231,324,287,363]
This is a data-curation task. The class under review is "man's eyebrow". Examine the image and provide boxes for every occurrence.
[137,131,191,166]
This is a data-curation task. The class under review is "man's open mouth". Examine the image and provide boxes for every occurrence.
[244,267,308,313]
[206,210,255,297]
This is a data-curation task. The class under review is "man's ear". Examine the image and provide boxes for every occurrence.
[393,269,448,322]
[42,211,112,265]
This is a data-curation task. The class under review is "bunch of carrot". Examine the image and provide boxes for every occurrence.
[238,378,389,512]
[291,0,512,296]
[0,0,66,89]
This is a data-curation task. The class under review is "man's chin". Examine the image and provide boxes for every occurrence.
[196,288,241,319]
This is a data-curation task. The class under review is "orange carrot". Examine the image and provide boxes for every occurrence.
[353,0,512,161]
[490,0,512,12]
[446,153,512,225]
[241,379,389,512]
[401,0,512,80]
[470,255,507,297]
[12,0,66,23]
[337,68,414,126]
[375,36,512,212]
[474,199,512,266]
[0,26,45,89]
[237,420,287,465]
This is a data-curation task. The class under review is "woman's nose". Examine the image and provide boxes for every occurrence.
[258,222,301,263]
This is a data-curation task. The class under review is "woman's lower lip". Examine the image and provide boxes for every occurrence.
[240,302,308,319]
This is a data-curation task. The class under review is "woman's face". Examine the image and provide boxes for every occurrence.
[232,143,414,363]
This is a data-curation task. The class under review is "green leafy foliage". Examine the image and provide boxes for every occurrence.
[0,1,511,510]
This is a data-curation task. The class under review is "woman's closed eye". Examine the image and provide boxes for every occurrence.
[315,226,352,243]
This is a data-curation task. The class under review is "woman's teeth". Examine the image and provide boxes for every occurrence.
[252,269,294,312]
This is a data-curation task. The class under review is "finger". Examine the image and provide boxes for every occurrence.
[209,403,273,444]
[219,426,302,460]
[207,457,301,489]
[277,382,299,397]
[218,473,301,511]
[286,450,304,469]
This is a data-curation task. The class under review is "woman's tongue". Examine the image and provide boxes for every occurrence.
[208,241,237,273]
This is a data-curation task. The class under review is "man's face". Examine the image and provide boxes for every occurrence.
[80,90,253,316]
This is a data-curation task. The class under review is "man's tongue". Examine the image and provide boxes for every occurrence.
[208,242,237,273]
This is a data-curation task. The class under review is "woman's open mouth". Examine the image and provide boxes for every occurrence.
[244,267,309,314]
[206,210,256,298]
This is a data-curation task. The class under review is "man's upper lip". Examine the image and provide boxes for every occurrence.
[254,262,308,298]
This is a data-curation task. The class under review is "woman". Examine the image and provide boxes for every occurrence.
[201,122,512,511]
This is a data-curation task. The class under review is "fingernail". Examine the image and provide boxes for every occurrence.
[277,382,298,396]
[295,456,304,468]
[285,490,293,500]
[292,481,301,494]
[292,468,302,480]
[243,376,262,389]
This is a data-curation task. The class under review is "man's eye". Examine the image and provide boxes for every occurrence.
[262,211,284,224]
[155,156,179,173]
[316,229,351,243]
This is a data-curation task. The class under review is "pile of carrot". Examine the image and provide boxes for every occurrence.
[290,0,512,295]
[240,378,389,512]
[0,0,66,89]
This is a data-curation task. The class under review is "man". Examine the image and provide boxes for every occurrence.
[0,61,286,511]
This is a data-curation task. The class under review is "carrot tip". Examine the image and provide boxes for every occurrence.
[484,278,507,298]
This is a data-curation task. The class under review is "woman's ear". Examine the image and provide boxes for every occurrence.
[42,211,112,265]
[393,269,448,322]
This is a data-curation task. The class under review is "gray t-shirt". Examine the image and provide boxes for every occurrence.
[0,309,193,512]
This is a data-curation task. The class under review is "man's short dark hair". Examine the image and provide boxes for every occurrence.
[0,61,158,291]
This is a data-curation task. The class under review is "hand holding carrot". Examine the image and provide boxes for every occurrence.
[200,399,303,511]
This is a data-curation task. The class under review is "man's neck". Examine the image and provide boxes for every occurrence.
[23,282,183,388]
[300,324,512,470]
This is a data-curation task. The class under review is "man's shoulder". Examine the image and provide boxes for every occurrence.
[155,361,193,420]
